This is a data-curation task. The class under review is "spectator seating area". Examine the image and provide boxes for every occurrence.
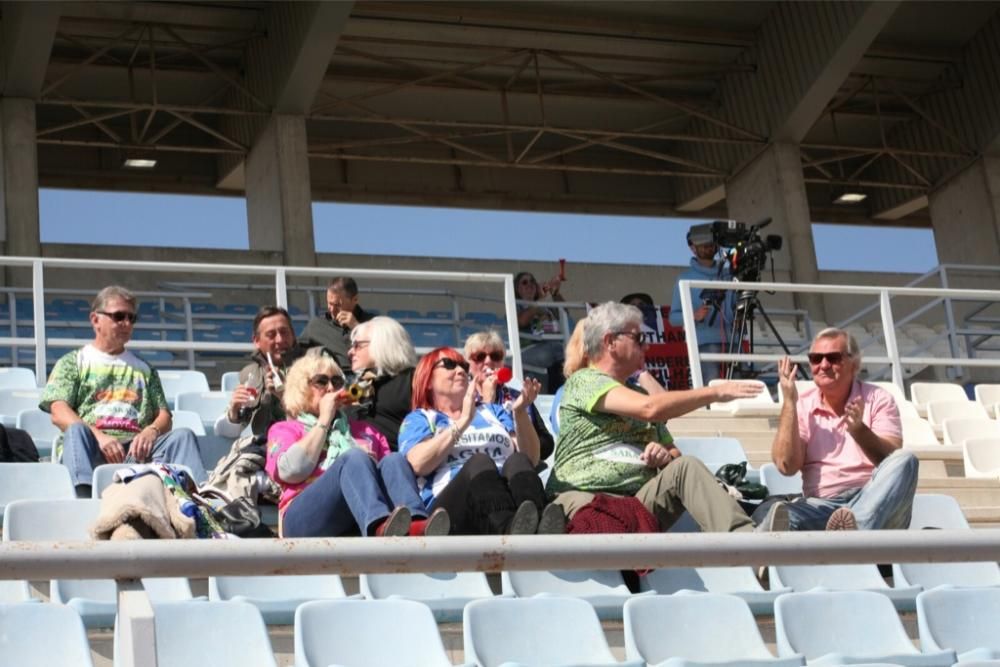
[3,363,1000,664]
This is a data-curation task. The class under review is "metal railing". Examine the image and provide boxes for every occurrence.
[678,278,1000,389]
[0,256,527,383]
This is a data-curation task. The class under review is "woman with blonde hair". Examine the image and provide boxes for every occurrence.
[266,349,448,537]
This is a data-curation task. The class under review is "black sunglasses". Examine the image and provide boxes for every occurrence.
[309,374,346,390]
[435,358,469,372]
[469,351,504,363]
[613,330,645,344]
[807,351,848,366]
[96,310,137,324]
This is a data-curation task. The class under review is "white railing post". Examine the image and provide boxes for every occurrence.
[274,269,288,310]
[181,298,195,369]
[879,290,904,391]
[678,279,702,388]
[117,578,157,667]
[32,260,47,384]
[503,275,523,382]
[939,265,961,378]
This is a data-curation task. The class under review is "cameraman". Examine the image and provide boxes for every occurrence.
[669,225,736,383]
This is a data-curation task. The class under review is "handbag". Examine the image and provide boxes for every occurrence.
[195,487,275,538]
[715,461,769,501]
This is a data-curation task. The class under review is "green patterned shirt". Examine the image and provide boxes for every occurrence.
[546,367,673,497]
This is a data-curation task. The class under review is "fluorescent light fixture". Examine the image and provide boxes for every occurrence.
[833,191,867,204]
[123,158,157,169]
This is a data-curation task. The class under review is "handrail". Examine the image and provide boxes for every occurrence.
[678,278,1000,389]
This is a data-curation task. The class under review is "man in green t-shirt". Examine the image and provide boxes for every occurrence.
[40,285,207,497]
[546,301,762,532]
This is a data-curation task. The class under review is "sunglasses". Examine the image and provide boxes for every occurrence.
[469,351,504,363]
[807,351,848,366]
[435,357,469,372]
[309,374,346,390]
[613,330,645,344]
[96,310,137,324]
[350,340,371,350]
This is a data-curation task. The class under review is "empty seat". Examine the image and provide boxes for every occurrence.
[170,409,208,436]
[464,596,642,667]
[0,602,94,666]
[220,371,241,393]
[638,567,789,616]
[624,593,804,666]
[894,558,1000,591]
[910,382,968,418]
[91,463,196,499]
[941,418,1000,448]
[0,462,74,519]
[501,569,646,620]
[974,383,1000,418]
[115,600,277,667]
[769,563,920,611]
[0,367,36,390]
[775,590,956,666]
[15,408,60,459]
[926,400,988,437]
[0,388,43,427]
[673,436,751,478]
[0,580,33,603]
[917,587,1000,662]
[902,416,941,448]
[174,391,230,435]
[708,379,779,416]
[295,599,460,667]
[871,381,920,418]
[963,437,1000,479]
[359,571,495,622]
[208,575,350,625]
[3,499,194,627]
[759,463,803,496]
[156,370,210,407]
[909,494,969,530]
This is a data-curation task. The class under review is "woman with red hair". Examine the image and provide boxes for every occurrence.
[398,347,564,535]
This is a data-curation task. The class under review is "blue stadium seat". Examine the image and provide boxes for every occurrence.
[295,599,464,667]
[175,391,230,435]
[209,575,352,625]
[16,408,60,460]
[917,586,1000,662]
[769,563,921,612]
[223,303,258,316]
[0,387,42,426]
[464,311,503,326]
[407,324,458,349]
[3,499,195,627]
[115,601,277,667]
[190,302,220,314]
[220,371,241,392]
[157,370,210,407]
[0,462,75,520]
[388,309,421,320]
[624,593,804,666]
[0,602,94,666]
[359,571,495,622]
[500,569,650,620]
[464,596,642,667]
[775,590,956,666]
[0,367,36,390]
[424,310,453,320]
[639,566,789,616]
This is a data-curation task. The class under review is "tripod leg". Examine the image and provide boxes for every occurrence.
[754,302,809,380]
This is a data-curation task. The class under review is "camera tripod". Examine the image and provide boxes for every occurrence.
[722,287,797,380]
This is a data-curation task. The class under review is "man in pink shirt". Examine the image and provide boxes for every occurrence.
[758,327,918,531]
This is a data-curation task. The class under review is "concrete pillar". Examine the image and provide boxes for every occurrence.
[929,157,1000,267]
[726,142,826,322]
[0,97,41,260]
[245,114,316,268]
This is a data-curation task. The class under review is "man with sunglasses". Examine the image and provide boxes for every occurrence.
[298,277,373,370]
[215,305,303,439]
[40,285,207,497]
[761,327,918,531]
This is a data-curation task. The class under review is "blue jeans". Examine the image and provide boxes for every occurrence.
[785,449,919,530]
[61,422,208,487]
[282,450,427,538]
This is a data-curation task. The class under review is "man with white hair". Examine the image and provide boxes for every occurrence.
[760,327,918,531]
[546,301,763,533]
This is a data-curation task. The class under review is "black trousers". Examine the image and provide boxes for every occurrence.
[432,452,546,535]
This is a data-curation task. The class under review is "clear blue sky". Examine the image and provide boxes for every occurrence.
[38,188,938,272]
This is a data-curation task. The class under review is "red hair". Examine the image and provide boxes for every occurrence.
[411,347,466,410]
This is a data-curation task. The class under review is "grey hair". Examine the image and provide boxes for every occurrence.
[463,330,505,359]
[352,316,417,375]
[92,285,136,313]
[813,327,862,360]
[583,302,643,359]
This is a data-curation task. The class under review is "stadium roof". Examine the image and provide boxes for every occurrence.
[5,1,999,224]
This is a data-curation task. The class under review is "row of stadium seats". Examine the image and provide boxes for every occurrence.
[4,585,999,666]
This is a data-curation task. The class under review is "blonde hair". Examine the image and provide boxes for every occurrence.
[563,318,589,378]
[463,330,505,359]
[282,348,344,418]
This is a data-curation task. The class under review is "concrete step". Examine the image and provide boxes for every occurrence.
[917,478,1000,506]
[671,416,776,433]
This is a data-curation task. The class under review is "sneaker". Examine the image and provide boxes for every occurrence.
[410,508,451,536]
[755,501,790,532]
[374,506,412,537]
[508,500,539,535]
[826,507,858,531]
[536,503,566,535]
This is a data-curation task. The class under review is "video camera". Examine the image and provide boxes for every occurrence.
[688,217,782,283]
